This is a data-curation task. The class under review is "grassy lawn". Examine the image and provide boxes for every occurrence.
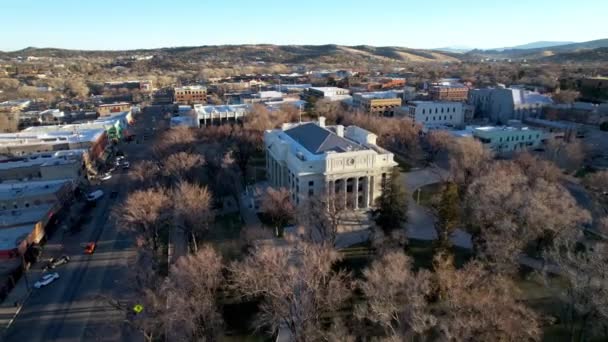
[206,213,245,261]
[412,182,446,208]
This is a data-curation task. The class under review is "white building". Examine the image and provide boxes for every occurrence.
[469,87,553,124]
[194,104,251,126]
[472,126,544,153]
[264,117,397,208]
[395,101,464,128]
[304,87,351,102]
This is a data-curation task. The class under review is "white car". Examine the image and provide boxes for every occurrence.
[86,190,104,202]
[34,272,59,289]
[100,174,112,181]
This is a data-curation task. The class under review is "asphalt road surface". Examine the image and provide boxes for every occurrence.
[3,106,165,342]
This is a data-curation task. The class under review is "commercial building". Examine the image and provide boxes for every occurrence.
[469,87,553,124]
[174,85,207,105]
[0,154,85,185]
[0,127,108,162]
[352,91,402,116]
[241,91,284,104]
[0,180,73,261]
[264,117,397,208]
[104,80,153,92]
[472,126,544,153]
[96,102,132,116]
[429,84,469,102]
[396,101,464,127]
[0,179,73,211]
[304,87,351,102]
[194,104,251,126]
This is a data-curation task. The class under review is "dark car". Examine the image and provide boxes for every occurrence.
[48,255,70,269]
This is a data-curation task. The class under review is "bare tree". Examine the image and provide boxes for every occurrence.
[434,255,542,341]
[162,246,224,341]
[65,78,89,98]
[553,89,580,104]
[466,161,590,271]
[230,242,352,341]
[514,151,562,184]
[113,188,171,253]
[171,181,214,253]
[299,193,347,246]
[261,187,295,236]
[543,238,608,341]
[154,126,197,158]
[424,130,453,164]
[447,137,492,189]
[162,151,204,183]
[545,138,587,172]
[129,160,161,188]
[231,127,258,184]
[356,251,436,340]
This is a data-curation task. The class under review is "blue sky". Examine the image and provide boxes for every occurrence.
[1,0,607,51]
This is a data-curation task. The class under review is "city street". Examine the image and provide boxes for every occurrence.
[1,106,165,342]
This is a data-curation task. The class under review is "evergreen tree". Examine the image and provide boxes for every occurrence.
[435,182,460,250]
[374,168,408,233]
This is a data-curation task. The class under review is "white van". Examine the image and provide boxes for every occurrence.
[86,190,104,202]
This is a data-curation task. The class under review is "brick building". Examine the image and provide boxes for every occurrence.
[429,84,469,102]
[174,86,207,105]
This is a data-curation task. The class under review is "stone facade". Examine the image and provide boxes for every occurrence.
[264,117,396,208]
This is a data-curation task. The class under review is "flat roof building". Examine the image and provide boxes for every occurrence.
[396,101,464,128]
[194,104,251,126]
[174,85,207,105]
[304,87,351,102]
[472,126,544,153]
[352,91,402,116]
[429,84,469,102]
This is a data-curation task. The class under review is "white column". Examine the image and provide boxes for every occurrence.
[362,176,369,208]
[353,177,359,209]
[342,178,348,208]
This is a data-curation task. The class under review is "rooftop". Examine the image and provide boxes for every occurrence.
[355,91,400,99]
[0,180,70,201]
[97,102,131,107]
[0,204,54,229]
[308,87,349,93]
[284,122,364,155]
[194,104,251,115]
[474,126,534,133]
[0,156,78,170]
[175,85,206,91]
[0,224,36,251]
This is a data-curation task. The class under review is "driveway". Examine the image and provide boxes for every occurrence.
[401,167,472,249]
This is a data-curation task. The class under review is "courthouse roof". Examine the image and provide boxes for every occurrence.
[284,122,363,155]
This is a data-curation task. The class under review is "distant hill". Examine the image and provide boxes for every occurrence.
[541,47,608,62]
[466,38,608,60]
[0,44,461,64]
[434,46,473,54]
[494,41,575,50]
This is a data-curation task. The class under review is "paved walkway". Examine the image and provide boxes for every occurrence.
[401,167,472,249]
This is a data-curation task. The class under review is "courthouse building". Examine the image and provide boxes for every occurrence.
[264,117,396,208]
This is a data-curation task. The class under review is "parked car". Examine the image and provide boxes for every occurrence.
[100,174,112,181]
[34,272,59,289]
[47,255,70,269]
[86,190,104,202]
[122,162,130,169]
[84,242,96,254]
